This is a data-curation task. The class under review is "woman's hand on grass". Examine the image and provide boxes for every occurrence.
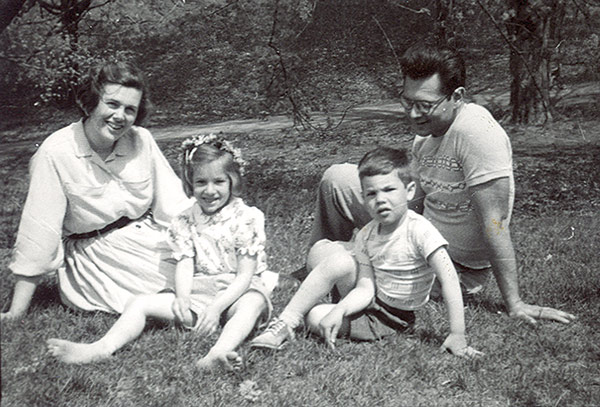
[508,301,576,325]
[1,311,19,322]
[441,333,484,359]
[319,308,345,349]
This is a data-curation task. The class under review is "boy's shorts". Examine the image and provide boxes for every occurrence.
[347,297,415,341]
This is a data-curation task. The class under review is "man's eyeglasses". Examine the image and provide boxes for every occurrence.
[399,92,451,116]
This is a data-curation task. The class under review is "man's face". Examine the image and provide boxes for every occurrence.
[401,73,457,137]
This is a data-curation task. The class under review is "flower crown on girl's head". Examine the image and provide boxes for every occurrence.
[180,133,247,175]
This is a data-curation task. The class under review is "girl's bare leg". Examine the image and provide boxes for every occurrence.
[196,291,266,371]
[47,293,186,364]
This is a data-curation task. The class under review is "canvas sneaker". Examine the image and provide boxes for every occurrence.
[250,318,295,350]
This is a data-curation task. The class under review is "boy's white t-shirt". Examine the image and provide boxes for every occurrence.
[353,210,448,311]
[412,103,514,269]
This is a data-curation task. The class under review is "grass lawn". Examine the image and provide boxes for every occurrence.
[1,117,599,406]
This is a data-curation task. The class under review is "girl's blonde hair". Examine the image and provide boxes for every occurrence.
[180,134,245,198]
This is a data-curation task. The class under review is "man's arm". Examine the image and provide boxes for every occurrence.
[408,178,425,214]
[470,177,575,324]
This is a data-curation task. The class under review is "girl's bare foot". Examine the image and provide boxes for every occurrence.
[196,350,243,371]
[47,338,111,364]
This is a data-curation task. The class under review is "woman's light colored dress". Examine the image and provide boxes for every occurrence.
[9,121,192,313]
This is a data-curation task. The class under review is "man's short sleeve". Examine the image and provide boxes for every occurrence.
[455,105,513,188]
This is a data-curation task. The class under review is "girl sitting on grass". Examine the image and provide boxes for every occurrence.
[48,134,277,371]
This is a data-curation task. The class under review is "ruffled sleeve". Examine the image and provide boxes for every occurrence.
[165,211,196,261]
[233,206,266,257]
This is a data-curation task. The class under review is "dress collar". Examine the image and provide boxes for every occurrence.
[192,196,243,226]
[72,120,136,159]
[73,120,93,158]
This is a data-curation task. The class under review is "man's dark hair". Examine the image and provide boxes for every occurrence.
[400,43,466,94]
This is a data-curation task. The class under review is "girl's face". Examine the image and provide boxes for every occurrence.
[84,83,142,157]
[192,158,232,215]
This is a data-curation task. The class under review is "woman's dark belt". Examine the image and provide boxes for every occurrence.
[68,210,150,240]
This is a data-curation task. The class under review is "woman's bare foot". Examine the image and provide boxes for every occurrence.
[47,338,111,364]
[196,350,243,371]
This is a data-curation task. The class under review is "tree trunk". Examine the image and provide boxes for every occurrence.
[506,0,566,124]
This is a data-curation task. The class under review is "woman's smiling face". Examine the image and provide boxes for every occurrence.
[84,83,142,157]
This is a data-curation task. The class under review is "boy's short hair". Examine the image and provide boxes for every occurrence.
[358,147,413,186]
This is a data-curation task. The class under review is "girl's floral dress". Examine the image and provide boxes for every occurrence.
[166,197,276,323]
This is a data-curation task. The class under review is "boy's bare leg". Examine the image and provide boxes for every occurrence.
[47,293,183,364]
[196,291,266,371]
[279,241,357,330]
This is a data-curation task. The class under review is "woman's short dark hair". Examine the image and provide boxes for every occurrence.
[400,43,466,94]
[76,61,152,125]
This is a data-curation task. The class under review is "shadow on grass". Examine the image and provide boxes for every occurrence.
[463,295,504,315]
[30,280,63,309]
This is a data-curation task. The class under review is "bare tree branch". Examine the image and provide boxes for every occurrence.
[371,15,400,68]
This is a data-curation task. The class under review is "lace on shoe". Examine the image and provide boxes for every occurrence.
[250,318,294,349]
[265,319,291,337]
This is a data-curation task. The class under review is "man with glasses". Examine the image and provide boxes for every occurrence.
[295,42,575,325]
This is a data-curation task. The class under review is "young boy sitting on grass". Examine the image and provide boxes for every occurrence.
[251,147,482,358]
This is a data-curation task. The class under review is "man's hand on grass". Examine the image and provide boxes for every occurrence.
[508,301,576,325]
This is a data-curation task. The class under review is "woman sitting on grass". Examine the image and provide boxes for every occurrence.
[2,60,192,320]
[48,135,277,370]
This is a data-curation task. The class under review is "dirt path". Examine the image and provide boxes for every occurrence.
[1,82,598,154]
[150,82,599,141]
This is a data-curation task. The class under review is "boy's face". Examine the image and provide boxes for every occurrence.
[361,171,415,234]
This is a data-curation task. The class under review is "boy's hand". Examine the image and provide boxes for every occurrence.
[196,306,221,335]
[171,297,191,323]
[319,308,345,349]
[441,333,484,359]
